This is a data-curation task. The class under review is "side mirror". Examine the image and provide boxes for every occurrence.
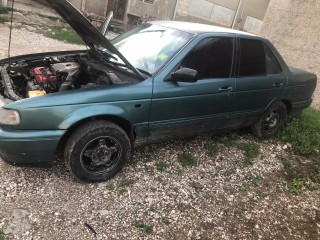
[100,11,113,37]
[167,68,198,83]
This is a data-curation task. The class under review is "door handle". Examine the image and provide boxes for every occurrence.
[273,82,283,88]
[218,86,232,92]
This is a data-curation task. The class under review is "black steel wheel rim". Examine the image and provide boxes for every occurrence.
[80,136,122,175]
[264,110,281,133]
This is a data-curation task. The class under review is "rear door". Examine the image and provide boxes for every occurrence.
[149,36,236,141]
[229,37,286,127]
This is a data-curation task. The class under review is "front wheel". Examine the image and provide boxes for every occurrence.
[64,121,131,183]
[252,101,287,139]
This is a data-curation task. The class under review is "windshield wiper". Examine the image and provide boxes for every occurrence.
[105,60,152,77]
[136,68,152,77]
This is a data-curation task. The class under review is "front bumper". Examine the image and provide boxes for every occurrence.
[0,127,66,167]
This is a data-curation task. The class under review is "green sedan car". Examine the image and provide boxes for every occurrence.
[0,0,317,182]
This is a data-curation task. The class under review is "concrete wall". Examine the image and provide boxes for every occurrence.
[176,0,270,33]
[261,0,320,109]
[127,0,177,21]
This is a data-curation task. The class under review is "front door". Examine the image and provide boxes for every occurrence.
[149,36,236,141]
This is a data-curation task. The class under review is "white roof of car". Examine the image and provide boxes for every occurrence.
[151,21,258,37]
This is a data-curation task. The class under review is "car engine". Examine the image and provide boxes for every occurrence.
[0,52,136,101]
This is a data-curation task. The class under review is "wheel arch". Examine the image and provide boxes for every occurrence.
[55,115,135,158]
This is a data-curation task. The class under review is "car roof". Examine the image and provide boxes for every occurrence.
[150,21,258,37]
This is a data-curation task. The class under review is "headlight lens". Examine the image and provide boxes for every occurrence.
[0,108,21,126]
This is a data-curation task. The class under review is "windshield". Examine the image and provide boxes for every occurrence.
[111,23,194,74]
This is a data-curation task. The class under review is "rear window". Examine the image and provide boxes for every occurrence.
[238,39,266,77]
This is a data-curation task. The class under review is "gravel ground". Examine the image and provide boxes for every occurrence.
[0,5,319,240]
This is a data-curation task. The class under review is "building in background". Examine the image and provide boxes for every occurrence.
[125,0,270,34]
[66,0,270,34]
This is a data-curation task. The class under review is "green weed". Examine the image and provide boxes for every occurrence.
[118,179,135,188]
[155,161,170,172]
[132,220,153,234]
[288,178,304,195]
[281,158,293,169]
[279,108,320,156]
[241,143,261,167]
[178,153,197,167]
[206,141,219,156]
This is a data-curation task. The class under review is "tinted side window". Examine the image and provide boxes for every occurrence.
[265,45,282,74]
[181,37,234,79]
[239,39,266,77]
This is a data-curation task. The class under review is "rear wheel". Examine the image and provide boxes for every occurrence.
[64,121,131,182]
[252,101,287,139]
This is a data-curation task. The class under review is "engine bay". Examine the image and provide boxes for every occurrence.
[0,51,138,101]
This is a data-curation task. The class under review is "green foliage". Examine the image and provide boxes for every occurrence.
[0,16,6,24]
[162,217,170,225]
[106,183,115,191]
[281,158,293,169]
[288,178,304,195]
[0,6,10,14]
[279,108,320,156]
[224,168,237,176]
[117,188,126,195]
[132,220,153,234]
[178,153,197,167]
[118,179,135,188]
[43,26,84,45]
[241,143,261,167]
[221,133,240,148]
[206,141,219,156]
[156,175,163,182]
[0,230,4,240]
[155,161,170,172]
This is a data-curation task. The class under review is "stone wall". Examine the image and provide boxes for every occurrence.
[261,0,320,109]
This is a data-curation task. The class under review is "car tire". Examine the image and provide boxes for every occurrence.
[251,101,287,139]
[64,120,131,183]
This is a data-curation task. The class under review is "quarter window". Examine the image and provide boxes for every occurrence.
[238,39,266,77]
[180,37,234,79]
[265,45,282,74]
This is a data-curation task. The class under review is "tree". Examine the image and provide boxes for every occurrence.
[0,0,8,7]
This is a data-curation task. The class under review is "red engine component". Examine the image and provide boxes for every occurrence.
[31,67,57,83]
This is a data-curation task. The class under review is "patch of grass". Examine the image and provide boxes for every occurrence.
[178,153,197,167]
[156,176,163,182]
[43,26,84,45]
[206,141,219,156]
[0,16,6,24]
[278,108,320,156]
[118,179,135,188]
[224,168,237,176]
[150,187,157,193]
[221,133,239,148]
[162,217,170,225]
[0,230,4,240]
[281,158,293,169]
[132,220,153,234]
[177,202,186,212]
[117,188,126,195]
[106,183,115,191]
[155,161,170,172]
[0,6,10,14]
[241,143,260,167]
[288,178,304,195]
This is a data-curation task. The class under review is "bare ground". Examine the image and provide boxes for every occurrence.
[0,4,319,240]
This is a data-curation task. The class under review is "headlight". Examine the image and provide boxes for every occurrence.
[0,108,21,126]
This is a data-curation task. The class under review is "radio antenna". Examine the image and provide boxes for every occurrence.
[7,0,15,61]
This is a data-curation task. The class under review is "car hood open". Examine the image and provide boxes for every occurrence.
[46,0,143,79]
